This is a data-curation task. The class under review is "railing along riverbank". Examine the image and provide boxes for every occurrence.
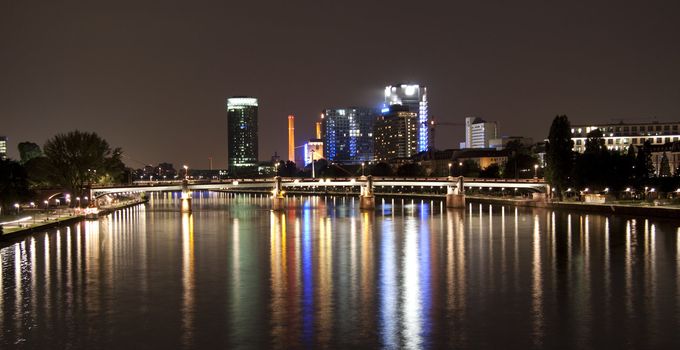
[0,198,148,241]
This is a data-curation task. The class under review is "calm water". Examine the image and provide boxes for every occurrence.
[1,192,680,349]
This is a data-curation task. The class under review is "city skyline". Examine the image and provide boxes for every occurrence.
[2,1,679,168]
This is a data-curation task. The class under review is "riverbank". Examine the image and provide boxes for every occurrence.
[217,189,680,219]
[0,198,148,241]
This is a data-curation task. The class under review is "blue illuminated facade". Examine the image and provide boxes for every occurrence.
[321,107,378,163]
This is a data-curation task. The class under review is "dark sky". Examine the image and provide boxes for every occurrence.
[2,0,679,169]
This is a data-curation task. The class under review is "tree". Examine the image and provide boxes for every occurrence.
[545,115,574,199]
[0,159,31,213]
[633,141,654,187]
[502,141,539,179]
[18,142,43,164]
[396,163,425,177]
[370,162,394,176]
[574,129,611,190]
[277,160,298,177]
[461,160,480,177]
[659,152,671,177]
[479,163,500,178]
[43,130,126,198]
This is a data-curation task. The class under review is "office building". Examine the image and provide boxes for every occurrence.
[464,117,498,149]
[321,107,378,163]
[384,83,430,152]
[0,136,7,160]
[374,105,418,161]
[226,97,258,173]
[570,121,680,153]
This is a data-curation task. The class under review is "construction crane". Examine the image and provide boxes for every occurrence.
[427,119,465,150]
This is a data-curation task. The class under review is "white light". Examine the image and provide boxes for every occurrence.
[404,85,416,96]
[227,97,258,108]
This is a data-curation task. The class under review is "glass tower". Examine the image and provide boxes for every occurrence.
[321,107,378,163]
[384,83,430,152]
[226,97,258,173]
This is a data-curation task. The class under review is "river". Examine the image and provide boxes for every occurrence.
[1,192,680,349]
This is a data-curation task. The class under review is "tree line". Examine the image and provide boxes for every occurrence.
[0,130,127,213]
[545,115,679,199]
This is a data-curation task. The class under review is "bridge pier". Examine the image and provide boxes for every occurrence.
[359,175,375,210]
[446,176,466,209]
[271,176,285,211]
[181,180,192,213]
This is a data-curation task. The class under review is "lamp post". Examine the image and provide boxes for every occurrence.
[311,149,315,179]
[183,165,189,180]
[448,162,452,176]
[534,164,539,179]
[76,197,81,208]
[362,162,365,176]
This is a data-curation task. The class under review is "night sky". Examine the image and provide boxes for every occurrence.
[2,1,679,169]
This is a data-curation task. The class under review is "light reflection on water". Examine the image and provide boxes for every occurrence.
[1,192,680,348]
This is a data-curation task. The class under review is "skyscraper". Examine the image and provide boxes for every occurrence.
[0,136,7,160]
[464,117,498,149]
[226,97,258,174]
[374,105,418,161]
[321,107,378,163]
[384,83,430,152]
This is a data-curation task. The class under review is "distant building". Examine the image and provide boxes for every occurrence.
[0,136,6,160]
[464,117,498,149]
[226,97,259,174]
[489,136,533,150]
[374,105,418,161]
[303,139,324,166]
[321,107,378,163]
[570,121,680,153]
[412,149,456,176]
[384,83,431,152]
[452,148,510,169]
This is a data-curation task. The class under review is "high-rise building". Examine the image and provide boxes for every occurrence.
[464,117,498,149]
[321,107,378,163]
[570,121,680,153]
[384,83,430,152]
[374,105,418,161]
[0,136,7,160]
[226,97,258,173]
[288,115,295,162]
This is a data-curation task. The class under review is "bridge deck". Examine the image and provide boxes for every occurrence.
[91,177,547,197]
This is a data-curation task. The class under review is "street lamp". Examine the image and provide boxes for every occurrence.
[76,197,81,207]
[311,149,316,179]
[362,162,365,176]
[534,164,539,179]
[14,203,20,214]
[448,163,452,176]
[183,165,189,180]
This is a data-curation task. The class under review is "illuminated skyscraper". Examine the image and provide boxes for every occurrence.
[288,115,295,162]
[0,136,7,160]
[226,97,258,174]
[384,83,430,152]
[321,107,378,163]
[374,105,418,161]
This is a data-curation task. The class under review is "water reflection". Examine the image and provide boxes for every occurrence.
[1,195,680,348]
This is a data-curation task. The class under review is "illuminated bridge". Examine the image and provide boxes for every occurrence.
[91,176,549,212]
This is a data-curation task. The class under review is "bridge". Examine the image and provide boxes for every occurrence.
[91,176,549,212]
